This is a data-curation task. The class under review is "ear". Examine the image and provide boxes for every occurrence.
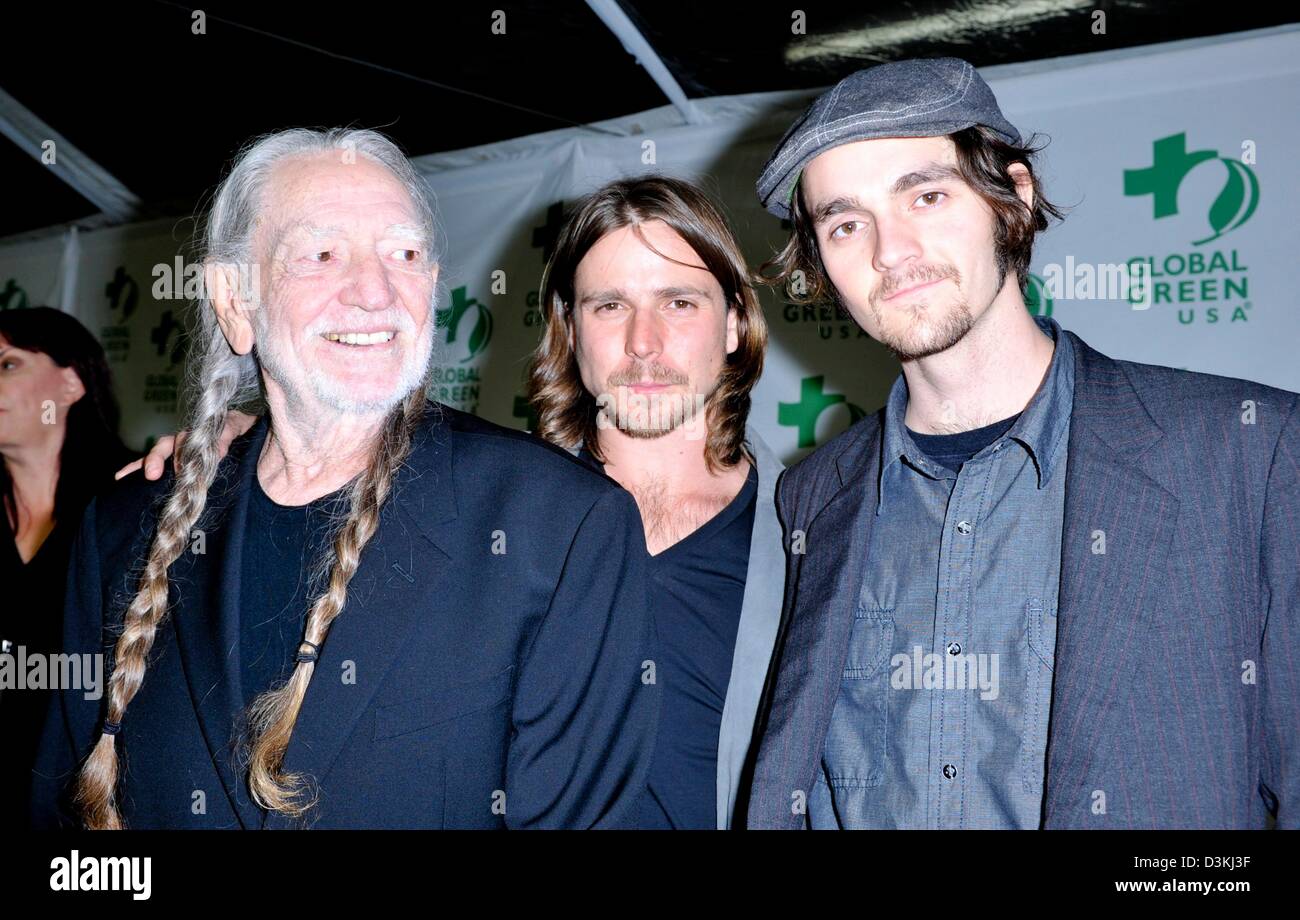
[206,261,256,356]
[1007,162,1034,211]
[59,366,86,407]
[429,262,440,287]
[725,304,740,356]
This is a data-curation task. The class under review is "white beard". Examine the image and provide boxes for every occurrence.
[254,307,433,416]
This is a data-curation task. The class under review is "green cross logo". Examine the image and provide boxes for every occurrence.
[0,278,28,311]
[1123,132,1259,245]
[104,266,138,323]
[435,285,494,363]
[778,375,866,448]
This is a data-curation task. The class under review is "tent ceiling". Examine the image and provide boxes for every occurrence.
[0,0,1293,239]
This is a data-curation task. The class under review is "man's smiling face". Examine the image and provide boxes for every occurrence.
[251,152,438,417]
[802,135,1013,361]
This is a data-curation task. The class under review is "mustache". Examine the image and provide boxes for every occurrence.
[606,362,688,388]
[300,310,419,338]
[874,264,960,302]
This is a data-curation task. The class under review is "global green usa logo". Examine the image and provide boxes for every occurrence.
[436,285,494,363]
[1123,132,1259,245]
[1023,273,1053,318]
[778,376,866,449]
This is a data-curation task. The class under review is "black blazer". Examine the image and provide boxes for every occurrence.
[30,401,660,829]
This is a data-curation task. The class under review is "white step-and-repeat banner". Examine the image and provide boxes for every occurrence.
[1,25,1295,459]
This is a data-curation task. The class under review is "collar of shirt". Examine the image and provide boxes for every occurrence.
[876,315,1075,513]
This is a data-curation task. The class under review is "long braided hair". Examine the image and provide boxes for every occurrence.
[74,128,439,829]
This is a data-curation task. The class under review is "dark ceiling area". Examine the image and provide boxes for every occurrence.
[1,0,1294,239]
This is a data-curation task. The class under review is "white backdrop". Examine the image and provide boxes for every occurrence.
[0,24,1295,459]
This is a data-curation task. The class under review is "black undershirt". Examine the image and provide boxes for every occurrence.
[906,412,1023,473]
[0,507,79,829]
[239,478,348,709]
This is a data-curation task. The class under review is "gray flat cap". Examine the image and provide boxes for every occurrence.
[757,57,1021,219]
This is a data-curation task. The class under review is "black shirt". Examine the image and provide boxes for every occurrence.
[0,506,79,829]
[239,477,348,709]
[579,447,756,829]
[907,412,1023,474]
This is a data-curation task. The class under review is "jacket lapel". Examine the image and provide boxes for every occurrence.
[1044,333,1180,825]
[169,417,269,829]
[754,419,883,827]
[264,404,460,828]
[715,425,786,828]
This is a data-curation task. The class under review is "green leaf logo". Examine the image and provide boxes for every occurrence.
[437,285,494,363]
[466,303,493,361]
[1023,273,1052,317]
[1195,157,1259,246]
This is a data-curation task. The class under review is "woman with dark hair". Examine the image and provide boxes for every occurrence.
[0,306,133,828]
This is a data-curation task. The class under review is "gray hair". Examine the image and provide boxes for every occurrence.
[191,127,442,416]
[75,128,438,829]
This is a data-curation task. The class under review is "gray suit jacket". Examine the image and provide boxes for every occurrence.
[568,424,785,828]
[747,331,1300,829]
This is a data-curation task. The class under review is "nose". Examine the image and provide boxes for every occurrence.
[340,250,397,312]
[871,213,923,277]
[625,305,664,362]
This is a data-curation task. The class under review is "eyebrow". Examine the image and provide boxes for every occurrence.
[809,162,964,225]
[300,223,342,238]
[578,285,716,307]
[809,195,868,226]
[889,163,963,196]
[384,223,429,242]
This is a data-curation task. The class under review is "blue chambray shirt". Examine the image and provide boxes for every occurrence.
[809,315,1074,829]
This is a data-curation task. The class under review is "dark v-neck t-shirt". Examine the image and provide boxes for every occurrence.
[578,447,757,829]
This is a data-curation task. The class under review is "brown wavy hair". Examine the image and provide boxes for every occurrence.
[526,175,767,473]
[761,125,1065,304]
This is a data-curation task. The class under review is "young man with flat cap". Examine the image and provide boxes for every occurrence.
[746,57,1298,830]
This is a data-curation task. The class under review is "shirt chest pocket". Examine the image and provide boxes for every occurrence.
[373,665,515,741]
[822,608,894,789]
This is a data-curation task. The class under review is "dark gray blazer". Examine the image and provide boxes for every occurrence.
[747,330,1299,829]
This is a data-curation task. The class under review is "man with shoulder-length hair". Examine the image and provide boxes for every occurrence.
[748,58,1298,829]
[30,128,658,830]
[527,175,786,829]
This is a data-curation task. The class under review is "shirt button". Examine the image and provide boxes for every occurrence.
[947,642,961,656]
[956,520,973,535]
[943,764,957,780]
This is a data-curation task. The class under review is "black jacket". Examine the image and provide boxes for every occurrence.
[30,401,659,829]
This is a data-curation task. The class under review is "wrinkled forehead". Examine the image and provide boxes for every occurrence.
[257,153,429,248]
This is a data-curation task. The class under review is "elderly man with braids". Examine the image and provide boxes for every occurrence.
[29,128,659,830]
